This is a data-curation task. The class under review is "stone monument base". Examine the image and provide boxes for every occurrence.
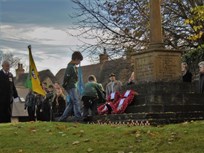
[125,81,203,113]
[132,48,182,82]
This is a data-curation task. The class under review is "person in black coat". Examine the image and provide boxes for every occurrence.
[42,85,54,121]
[52,82,66,120]
[35,94,44,121]
[52,95,66,118]
[0,61,19,123]
[181,62,192,82]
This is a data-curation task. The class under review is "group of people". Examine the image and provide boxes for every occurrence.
[1,51,204,123]
[24,60,204,122]
[0,51,123,123]
[24,82,66,121]
[0,60,67,123]
[181,61,204,93]
[25,59,204,122]
[58,51,123,122]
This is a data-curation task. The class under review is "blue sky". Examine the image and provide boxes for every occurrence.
[0,0,93,75]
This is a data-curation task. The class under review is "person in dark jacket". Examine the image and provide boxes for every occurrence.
[181,62,192,82]
[42,85,54,121]
[198,61,204,93]
[0,60,19,123]
[36,93,44,121]
[25,90,36,121]
[52,83,66,118]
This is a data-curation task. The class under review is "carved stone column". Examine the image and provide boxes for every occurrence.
[132,0,181,83]
[149,0,164,49]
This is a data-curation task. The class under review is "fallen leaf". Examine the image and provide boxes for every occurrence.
[136,139,142,143]
[184,131,188,134]
[83,139,90,142]
[168,142,172,145]
[72,141,80,145]
[87,148,94,152]
[182,121,188,125]
[135,133,141,138]
[62,134,66,137]
[171,132,176,136]
[31,130,36,133]
[168,138,174,142]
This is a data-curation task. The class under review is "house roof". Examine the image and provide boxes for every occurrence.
[55,68,66,85]
[98,58,133,86]
[15,69,57,86]
[55,58,133,88]
[55,63,102,85]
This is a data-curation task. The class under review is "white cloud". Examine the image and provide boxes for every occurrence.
[0,24,94,75]
[1,24,97,46]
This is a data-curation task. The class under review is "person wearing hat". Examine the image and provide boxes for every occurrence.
[105,73,122,99]
[198,61,204,93]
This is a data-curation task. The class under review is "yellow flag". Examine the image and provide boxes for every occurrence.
[26,45,46,96]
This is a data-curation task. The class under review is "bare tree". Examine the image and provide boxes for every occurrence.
[70,0,204,59]
[0,51,20,68]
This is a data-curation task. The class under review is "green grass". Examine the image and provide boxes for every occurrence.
[0,121,204,153]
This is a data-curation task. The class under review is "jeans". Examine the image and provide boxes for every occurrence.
[59,88,81,121]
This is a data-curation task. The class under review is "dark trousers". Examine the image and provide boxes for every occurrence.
[36,104,43,121]
[0,104,12,123]
[27,107,35,121]
[42,101,51,121]
[82,96,98,118]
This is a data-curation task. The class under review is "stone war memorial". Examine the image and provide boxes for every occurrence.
[134,0,181,83]
[97,0,204,125]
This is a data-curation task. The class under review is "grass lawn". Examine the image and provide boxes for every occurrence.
[0,120,204,153]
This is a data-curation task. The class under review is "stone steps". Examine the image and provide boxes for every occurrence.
[92,111,204,125]
[125,104,204,113]
[87,82,204,125]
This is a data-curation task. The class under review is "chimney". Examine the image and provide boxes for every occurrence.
[99,48,108,63]
[15,63,25,80]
